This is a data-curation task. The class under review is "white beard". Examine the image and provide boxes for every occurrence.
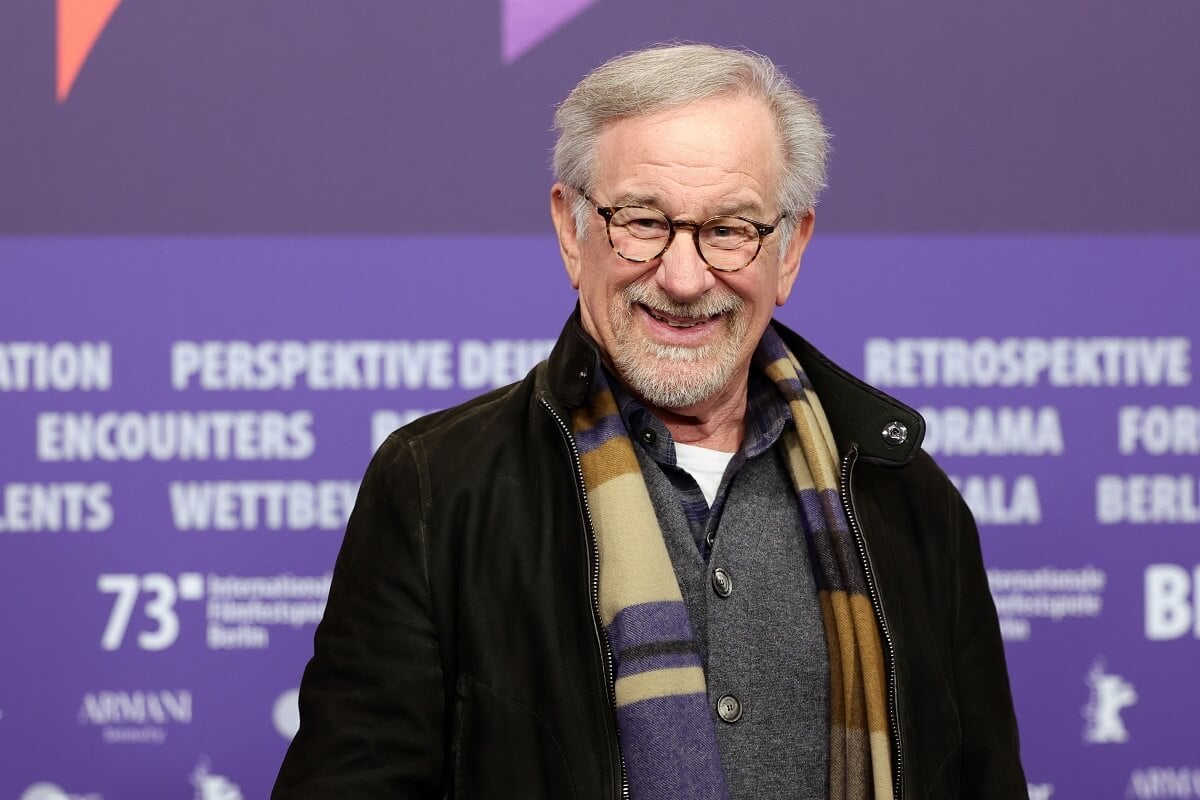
[608,281,750,409]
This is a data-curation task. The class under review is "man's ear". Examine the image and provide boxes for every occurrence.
[776,209,815,307]
[550,183,583,289]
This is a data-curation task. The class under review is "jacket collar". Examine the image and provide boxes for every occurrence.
[544,306,603,410]
[544,307,924,467]
[772,322,925,467]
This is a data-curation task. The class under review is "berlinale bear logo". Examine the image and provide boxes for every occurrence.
[1082,659,1137,744]
[190,760,243,800]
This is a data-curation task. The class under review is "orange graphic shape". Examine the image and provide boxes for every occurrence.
[57,0,122,102]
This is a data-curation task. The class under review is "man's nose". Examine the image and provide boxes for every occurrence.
[654,230,716,302]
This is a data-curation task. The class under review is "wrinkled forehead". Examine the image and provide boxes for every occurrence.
[591,94,785,215]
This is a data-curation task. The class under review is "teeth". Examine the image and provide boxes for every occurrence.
[649,308,706,328]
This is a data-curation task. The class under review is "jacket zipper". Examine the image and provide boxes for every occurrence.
[839,446,904,800]
[539,397,630,800]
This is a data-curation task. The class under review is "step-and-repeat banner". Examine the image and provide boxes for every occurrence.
[2,4,1198,799]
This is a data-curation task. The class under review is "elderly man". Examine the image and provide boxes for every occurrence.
[274,44,1026,800]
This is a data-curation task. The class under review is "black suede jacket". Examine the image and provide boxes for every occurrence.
[274,313,1028,800]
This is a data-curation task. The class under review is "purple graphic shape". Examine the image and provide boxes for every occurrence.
[502,0,601,63]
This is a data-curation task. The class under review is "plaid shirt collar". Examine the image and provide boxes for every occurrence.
[608,365,791,468]
[606,362,792,555]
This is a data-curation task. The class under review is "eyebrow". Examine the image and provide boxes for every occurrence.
[608,192,767,220]
[610,192,664,208]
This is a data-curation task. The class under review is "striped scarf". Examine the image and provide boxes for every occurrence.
[571,326,894,800]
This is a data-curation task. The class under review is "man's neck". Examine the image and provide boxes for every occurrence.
[646,377,748,453]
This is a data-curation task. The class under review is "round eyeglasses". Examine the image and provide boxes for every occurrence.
[587,196,788,272]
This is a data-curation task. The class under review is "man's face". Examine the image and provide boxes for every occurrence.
[551,93,814,412]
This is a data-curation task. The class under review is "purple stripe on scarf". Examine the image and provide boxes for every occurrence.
[753,327,788,365]
[609,601,697,648]
[800,489,870,595]
[618,646,701,675]
[617,693,731,800]
[574,408,628,454]
[797,487,850,535]
[609,602,705,695]
[773,374,806,401]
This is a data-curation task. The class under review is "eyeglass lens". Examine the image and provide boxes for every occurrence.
[607,207,761,270]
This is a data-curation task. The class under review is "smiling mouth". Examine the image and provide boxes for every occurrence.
[642,304,718,329]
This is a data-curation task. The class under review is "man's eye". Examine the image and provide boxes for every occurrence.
[626,217,669,234]
[701,220,754,247]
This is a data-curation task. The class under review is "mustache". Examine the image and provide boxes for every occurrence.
[621,281,744,318]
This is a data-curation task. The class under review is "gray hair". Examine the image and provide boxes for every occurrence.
[552,43,830,249]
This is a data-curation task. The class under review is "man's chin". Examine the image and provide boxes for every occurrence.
[641,342,714,364]
[614,350,735,410]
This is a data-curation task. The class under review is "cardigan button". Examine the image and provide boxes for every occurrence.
[712,567,733,598]
[716,693,742,723]
[881,421,908,446]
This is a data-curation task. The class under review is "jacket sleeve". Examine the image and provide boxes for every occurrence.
[947,485,1029,799]
[272,432,446,799]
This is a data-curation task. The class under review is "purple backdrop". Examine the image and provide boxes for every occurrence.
[2,3,1199,799]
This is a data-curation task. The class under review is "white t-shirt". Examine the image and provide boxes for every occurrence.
[673,442,735,507]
